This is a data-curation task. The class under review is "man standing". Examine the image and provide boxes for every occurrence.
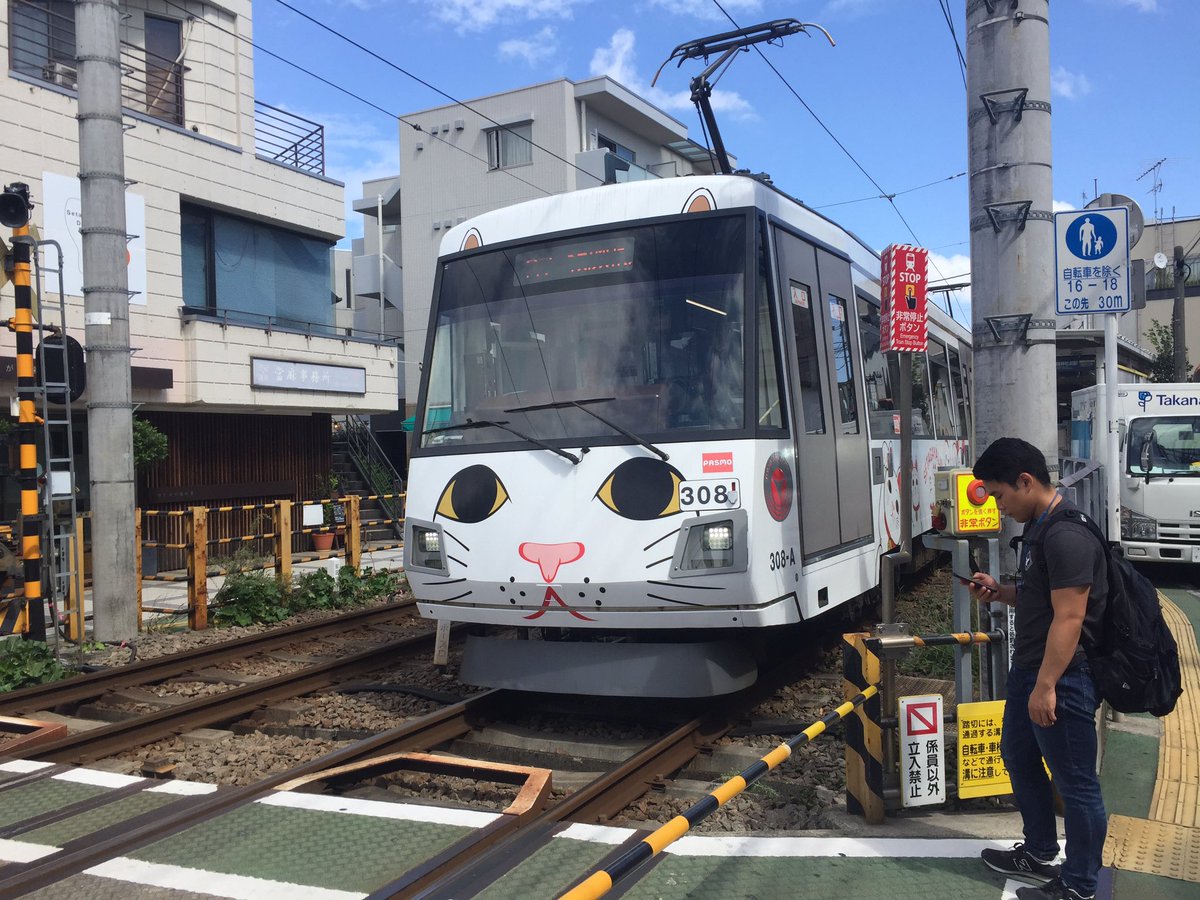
[966,438,1108,900]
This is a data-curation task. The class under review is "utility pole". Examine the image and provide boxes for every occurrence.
[966,0,1057,561]
[1173,245,1187,381]
[77,0,137,639]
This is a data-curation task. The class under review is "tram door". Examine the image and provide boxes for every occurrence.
[774,229,872,559]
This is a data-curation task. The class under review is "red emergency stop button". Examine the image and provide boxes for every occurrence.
[966,479,988,506]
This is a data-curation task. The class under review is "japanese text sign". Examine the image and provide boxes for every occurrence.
[880,244,929,353]
[1053,207,1130,315]
[899,694,944,807]
[957,700,1011,798]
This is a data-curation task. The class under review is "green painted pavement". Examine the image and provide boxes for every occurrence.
[623,855,1009,899]
[476,837,616,899]
[18,791,177,847]
[130,802,475,893]
[0,780,108,830]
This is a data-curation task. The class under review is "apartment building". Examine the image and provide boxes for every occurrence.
[0,0,398,515]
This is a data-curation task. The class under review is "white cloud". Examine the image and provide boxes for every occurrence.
[1053,200,1077,213]
[927,250,972,321]
[645,0,761,21]
[428,0,583,34]
[589,28,755,121]
[1051,66,1092,100]
[1116,0,1157,11]
[498,26,557,65]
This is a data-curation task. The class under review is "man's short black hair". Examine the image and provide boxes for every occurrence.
[973,437,1052,487]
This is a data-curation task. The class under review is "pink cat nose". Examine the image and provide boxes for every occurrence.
[519,542,585,583]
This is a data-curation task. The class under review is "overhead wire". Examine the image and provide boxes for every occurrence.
[814,171,967,210]
[157,0,553,197]
[706,0,968,323]
[938,0,967,90]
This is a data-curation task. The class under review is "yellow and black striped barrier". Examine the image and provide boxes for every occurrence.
[560,684,880,900]
[2,220,43,639]
[843,632,885,823]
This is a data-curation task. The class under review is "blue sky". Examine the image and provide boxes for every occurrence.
[254,0,1199,312]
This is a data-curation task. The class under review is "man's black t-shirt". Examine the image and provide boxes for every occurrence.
[1014,496,1108,671]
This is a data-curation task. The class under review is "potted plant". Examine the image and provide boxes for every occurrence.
[312,473,339,551]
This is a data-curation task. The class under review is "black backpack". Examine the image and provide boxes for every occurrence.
[1031,507,1183,717]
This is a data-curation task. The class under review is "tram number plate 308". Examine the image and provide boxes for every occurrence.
[679,479,741,511]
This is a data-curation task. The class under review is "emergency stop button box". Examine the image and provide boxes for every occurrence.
[934,468,1000,536]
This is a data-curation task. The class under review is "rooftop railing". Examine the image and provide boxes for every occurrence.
[254,101,325,177]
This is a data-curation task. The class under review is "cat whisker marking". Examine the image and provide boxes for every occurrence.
[447,555,467,567]
[645,556,673,569]
[420,578,467,586]
[646,580,725,591]
[643,528,680,552]
[444,530,471,553]
[646,593,706,607]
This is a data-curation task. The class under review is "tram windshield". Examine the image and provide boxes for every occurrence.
[420,216,747,450]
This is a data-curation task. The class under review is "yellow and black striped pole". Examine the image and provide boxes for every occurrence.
[843,632,884,823]
[560,683,880,900]
[2,217,44,640]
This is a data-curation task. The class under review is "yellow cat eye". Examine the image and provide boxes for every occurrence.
[435,465,510,523]
[596,457,683,520]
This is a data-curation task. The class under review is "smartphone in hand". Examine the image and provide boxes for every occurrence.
[952,571,998,593]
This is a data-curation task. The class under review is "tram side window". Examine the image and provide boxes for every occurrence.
[790,281,825,434]
[828,295,859,434]
[948,346,970,439]
[927,339,958,439]
[756,244,786,432]
[857,296,901,436]
[910,351,934,438]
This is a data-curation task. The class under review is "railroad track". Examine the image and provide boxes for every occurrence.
[0,598,418,718]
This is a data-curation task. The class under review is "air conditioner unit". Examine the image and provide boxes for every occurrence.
[42,61,77,88]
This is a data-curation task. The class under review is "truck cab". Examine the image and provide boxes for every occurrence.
[1071,384,1200,563]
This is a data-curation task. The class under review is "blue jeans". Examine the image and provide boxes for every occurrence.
[1002,663,1107,896]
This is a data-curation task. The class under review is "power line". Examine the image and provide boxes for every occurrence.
[269,0,604,187]
[937,0,967,90]
[705,1,968,322]
[814,171,967,210]
[157,0,553,198]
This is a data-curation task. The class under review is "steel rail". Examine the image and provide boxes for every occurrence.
[0,688,509,899]
[386,654,824,899]
[0,598,416,716]
[7,621,448,764]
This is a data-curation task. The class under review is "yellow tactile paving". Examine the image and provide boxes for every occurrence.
[1103,594,1200,883]
[1149,596,1200,830]
[1103,815,1200,883]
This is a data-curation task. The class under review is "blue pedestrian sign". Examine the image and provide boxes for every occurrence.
[1054,207,1130,315]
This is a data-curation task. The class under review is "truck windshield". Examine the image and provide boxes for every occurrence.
[419,215,747,450]
[1127,416,1200,475]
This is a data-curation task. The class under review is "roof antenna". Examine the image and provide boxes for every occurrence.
[653,19,834,176]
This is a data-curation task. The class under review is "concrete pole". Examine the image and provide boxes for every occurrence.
[378,194,385,342]
[77,0,137,639]
[1173,245,1187,380]
[966,0,1058,567]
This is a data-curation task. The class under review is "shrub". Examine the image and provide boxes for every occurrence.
[212,571,288,627]
[0,639,70,692]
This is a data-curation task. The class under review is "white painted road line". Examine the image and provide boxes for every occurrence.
[86,858,367,900]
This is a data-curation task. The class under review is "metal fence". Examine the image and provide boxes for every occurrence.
[254,101,325,176]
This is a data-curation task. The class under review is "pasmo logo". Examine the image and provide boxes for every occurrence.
[702,452,734,473]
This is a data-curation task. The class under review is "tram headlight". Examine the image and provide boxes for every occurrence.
[702,524,733,552]
[408,523,446,572]
[1120,507,1157,541]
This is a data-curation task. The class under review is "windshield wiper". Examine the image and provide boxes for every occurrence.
[504,397,670,461]
[422,418,580,465]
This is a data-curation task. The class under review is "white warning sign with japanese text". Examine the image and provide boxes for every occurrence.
[899,694,944,807]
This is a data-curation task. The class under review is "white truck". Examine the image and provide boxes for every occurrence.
[1070,383,1200,563]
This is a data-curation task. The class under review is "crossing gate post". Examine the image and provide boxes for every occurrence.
[135,509,143,630]
[68,515,85,642]
[346,495,361,570]
[187,507,207,630]
[274,500,292,582]
[843,632,885,823]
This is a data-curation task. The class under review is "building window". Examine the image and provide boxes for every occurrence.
[142,15,183,125]
[9,0,76,84]
[486,122,532,170]
[181,204,333,331]
[597,133,636,164]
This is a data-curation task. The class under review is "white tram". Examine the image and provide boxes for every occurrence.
[404,175,972,696]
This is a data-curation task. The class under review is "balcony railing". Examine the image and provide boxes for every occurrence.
[180,305,401,345]
[1145,254,1200,292]
[9,0,184,126]
[254,101,325,177]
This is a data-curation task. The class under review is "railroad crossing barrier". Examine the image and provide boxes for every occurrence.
[560,683,880,900]
[843,627,1007,824]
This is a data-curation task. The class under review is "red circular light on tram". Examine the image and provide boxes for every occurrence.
[764,453,793,522]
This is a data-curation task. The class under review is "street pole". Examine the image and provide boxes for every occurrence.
[1103,315,1120,540]
[77,0,137,639]
[377,194,385,342]
[966,0,1057,564]
[1173,245,1187,381]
